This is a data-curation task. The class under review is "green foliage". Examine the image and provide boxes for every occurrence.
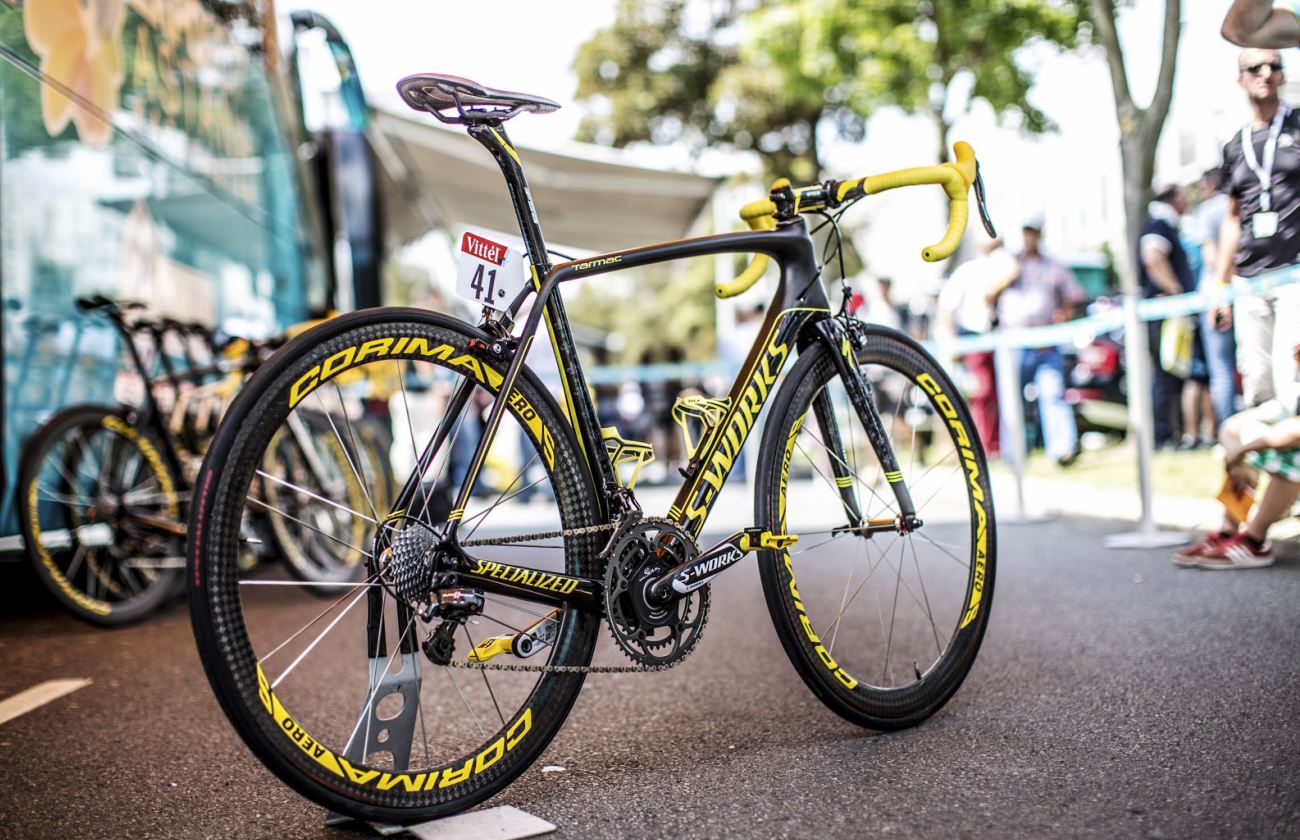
[573,0,1087,176]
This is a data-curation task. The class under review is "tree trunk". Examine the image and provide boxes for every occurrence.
[1091,0,1180,297]
[1116,118,1158,296]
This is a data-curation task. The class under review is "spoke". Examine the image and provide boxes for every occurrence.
[801,426,898,518]
[907,385,920,480]
[65,544,87,581]
[444,661,487,739]
[821,532,901,640]
[463,451,543,540]
[914,461,964,514]
[320,385,382,523]
[796,439,883,524]
[36,486,93,508]
[255,469,378,525]
[86,550,102,603]
[245,496,373,559]
[48,446,88,504]
[915,531,971,570]
[268,586,372,688]
[906,447,958,500]
[883,530,906,685]
[477,612,528,635]
[482,595,553,622]
[72,427,105,486]
[118,449,146,496]
[909,535,944,656]
[396,364,434,523]
[827,532,859,655]
[790,533,847,557]
[416,397,474,525]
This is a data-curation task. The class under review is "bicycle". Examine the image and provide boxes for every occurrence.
[187,72,999,825]
[18,298,376,624]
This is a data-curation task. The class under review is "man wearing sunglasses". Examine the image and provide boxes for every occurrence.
[1223,1,1300,46]
[1210,47,1300,422]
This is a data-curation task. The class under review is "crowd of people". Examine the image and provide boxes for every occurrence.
[933,8,1300,570]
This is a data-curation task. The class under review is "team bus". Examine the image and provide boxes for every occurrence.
[0,2,384,547]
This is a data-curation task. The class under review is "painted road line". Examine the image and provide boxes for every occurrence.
[0,679,92,726]
[407,805,556,840]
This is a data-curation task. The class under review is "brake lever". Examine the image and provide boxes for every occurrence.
[973,162,997,239]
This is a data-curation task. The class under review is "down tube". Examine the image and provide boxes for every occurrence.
[670,307,822,538]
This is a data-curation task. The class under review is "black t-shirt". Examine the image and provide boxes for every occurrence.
[1220,108,1300,277]
[1137,216,1195,298]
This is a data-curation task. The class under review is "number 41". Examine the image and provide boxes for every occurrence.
[471,264,497,301]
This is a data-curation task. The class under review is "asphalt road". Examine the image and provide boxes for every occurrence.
[1,516,1298,839]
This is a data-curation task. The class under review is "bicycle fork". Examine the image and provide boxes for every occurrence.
[812,319,921,535]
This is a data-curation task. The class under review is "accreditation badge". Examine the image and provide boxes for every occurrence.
[1252,211,1279,239]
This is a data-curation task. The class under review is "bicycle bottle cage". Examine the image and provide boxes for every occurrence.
[397,73,561,124]
[600,427,655,490]
[671,395,731,461]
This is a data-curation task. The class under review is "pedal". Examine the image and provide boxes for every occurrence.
[739,528,799,552]
[467,609,560,663]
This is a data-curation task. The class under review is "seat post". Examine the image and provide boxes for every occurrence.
[467,123,550,279]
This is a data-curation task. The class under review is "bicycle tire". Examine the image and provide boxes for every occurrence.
[188,308,603,824]
[755,325,995,729]
[19,404,184,625]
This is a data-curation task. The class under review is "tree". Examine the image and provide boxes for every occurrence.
[1088,0,1180,295]
[573,0,1085,179]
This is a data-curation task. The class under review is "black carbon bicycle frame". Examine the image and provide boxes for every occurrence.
[386,121,918,617]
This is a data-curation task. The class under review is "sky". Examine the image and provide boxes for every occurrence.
[282,1,1272,284]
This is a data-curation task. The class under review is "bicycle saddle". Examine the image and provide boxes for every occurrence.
[397,73,560,122]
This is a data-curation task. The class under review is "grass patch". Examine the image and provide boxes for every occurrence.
[993,442,1222,499]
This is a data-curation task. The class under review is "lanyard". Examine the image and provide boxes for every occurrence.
[1241,106,1290,213]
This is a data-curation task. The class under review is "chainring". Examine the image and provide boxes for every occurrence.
[603,516,709,667]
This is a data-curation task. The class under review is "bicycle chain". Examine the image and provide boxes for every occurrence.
[459,521,619,547]
[447,520,708,674]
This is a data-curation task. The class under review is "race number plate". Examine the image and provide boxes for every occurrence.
[456,231,528,311]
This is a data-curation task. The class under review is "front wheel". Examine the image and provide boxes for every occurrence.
[755,325,995,730]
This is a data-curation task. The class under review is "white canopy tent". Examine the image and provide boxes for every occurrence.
[371,109,722,254]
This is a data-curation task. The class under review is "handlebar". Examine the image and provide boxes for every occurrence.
[717,141,994,299]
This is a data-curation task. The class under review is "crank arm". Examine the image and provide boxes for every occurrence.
[649,528,798,601]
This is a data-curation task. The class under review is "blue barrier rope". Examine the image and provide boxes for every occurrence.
[935,262,1300,356]
[573,263,1300,385]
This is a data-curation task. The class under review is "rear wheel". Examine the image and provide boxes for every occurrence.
[188,309,603,824]
[19,405,184,625]
[756,325,995,729]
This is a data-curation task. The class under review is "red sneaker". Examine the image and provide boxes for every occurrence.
[1172,532,1232,567]
[1190,533,1274,570]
